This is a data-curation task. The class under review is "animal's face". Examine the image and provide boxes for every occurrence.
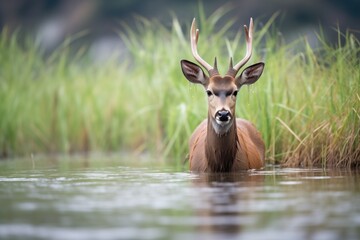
[180,60,264,135]
[206,75,238,135]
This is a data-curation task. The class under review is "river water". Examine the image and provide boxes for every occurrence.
[0,156,359,239]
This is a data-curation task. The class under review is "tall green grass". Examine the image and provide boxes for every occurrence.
[0,12,359,167]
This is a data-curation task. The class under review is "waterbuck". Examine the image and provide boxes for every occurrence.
[180,18,265,172]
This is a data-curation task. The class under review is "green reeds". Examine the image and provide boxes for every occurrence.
[0,13,359,167]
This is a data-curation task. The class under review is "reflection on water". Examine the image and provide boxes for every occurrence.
[0,158,359,240]
[192,169,360,240]
[192,172,265,238]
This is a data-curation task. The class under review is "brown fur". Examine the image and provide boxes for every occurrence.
[181,19,265,172]
[189,118,265,172]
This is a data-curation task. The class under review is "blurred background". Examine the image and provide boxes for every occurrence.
[0,0,359,163]
[1,0,359,61]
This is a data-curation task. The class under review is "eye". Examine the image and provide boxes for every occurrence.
[233,90,238,97]
[206,90,213,97]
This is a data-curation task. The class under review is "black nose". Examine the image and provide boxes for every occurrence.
[216,110,231,122]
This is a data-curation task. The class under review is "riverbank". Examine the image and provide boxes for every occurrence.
[0,13,359,167]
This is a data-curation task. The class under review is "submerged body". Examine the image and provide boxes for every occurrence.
[189,118,265,172]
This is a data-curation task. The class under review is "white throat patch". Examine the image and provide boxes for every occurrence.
[211,118,233,136]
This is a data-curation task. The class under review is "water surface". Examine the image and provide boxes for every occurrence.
[0,157,359,239]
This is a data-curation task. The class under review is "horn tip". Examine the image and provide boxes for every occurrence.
[191,18,196,27]
[229,57,233,68]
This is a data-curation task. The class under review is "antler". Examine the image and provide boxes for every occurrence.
[227,18,254,77]
[190,18,219,76]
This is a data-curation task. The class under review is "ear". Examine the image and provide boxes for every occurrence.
[236,62,265,88]
[180,60,208,85]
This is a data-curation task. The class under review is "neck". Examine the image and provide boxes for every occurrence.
[205,116,238,172]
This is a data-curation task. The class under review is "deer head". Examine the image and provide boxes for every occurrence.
[181,18,265,135]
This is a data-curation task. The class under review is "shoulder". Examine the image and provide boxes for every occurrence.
[236,118,257,131]
[236,118,264,149]
[189,119,207,146]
